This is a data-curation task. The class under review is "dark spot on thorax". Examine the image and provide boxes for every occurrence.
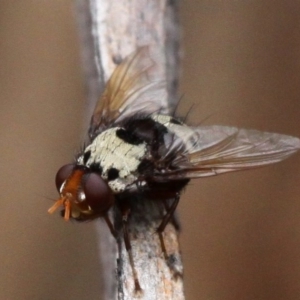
[83,150,91,164]
[122,117,168,145]
[107,168,119,181]
[116,128,144,145]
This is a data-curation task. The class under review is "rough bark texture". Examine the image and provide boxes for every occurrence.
[75,0,184,299]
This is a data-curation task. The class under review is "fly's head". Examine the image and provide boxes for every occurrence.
[48,164,114,221]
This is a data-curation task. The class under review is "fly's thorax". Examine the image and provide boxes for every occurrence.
[78,127,149,193]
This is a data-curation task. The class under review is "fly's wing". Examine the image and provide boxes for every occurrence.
[89,47,168,138]
[155,125,300,180]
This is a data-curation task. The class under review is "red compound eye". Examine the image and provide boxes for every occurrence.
[55,164,75,192]
[82,173,114,213]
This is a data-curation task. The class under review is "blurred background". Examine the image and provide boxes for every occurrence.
[1,1,300,299]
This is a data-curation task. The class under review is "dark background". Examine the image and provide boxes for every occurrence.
[1,1,300,299]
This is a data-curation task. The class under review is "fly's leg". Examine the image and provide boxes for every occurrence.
[157,193,183,278]
[103,213,117,238]
[157,193,180,233]
[121,206,142,293]
[163,199,180,231]
[157,194,180,259]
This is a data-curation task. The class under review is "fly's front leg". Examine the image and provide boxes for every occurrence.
[103,213,117,238]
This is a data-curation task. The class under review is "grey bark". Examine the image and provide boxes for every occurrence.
[75,1,184,299]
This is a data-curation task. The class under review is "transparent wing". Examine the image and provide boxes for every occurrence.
[89,47,168,137]
[155,125,300,179]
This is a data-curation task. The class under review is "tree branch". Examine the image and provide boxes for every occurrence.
[75,0,184,299]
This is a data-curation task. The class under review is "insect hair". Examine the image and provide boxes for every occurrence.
[74,141,89,161]
[169,93,200,125]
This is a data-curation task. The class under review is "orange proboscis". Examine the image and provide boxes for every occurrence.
[64,199,71,220]
[48,169,85,221]
[48,197,71,221]
[48,198,64,214]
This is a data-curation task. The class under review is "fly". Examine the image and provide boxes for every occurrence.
[48,47,300,290]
